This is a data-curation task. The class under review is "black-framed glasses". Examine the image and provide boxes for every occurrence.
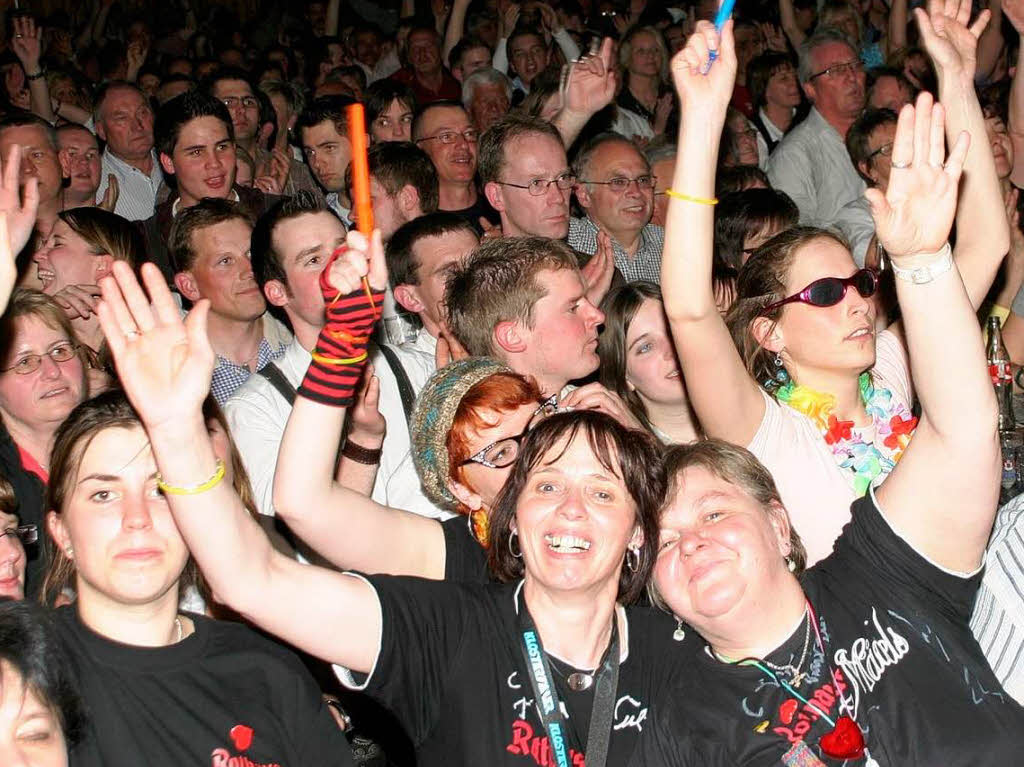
[868,142,894,160]
[221,96,259,110]
[498,172,576,196]
[0,525,37,545]
[760,269,878,314]
[809,60,864,80]
[460,395,563,469]
[1,342,79,375]
[415,128,479,145]
[581,175,656,193]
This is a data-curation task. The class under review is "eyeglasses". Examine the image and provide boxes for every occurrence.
[460,395,563,469]
[498,172,576,196]
[809,60,864,80]
[221,96,259,110]
[868,142,894,160]
[416,128,479,145]
[1,342,79,375]
[581,175,657,193]
[0,525,37,545]
[760,269,878,314]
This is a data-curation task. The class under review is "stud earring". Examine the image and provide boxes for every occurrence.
[785,556,796,573]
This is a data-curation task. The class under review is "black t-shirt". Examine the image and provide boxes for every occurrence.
[632,493,1024,766]
[440,515,489,583]
[447,194,500,233]
[340,577,695,766]
[55,607,353,767]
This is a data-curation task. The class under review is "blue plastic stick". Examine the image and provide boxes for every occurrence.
[704,0,737,71]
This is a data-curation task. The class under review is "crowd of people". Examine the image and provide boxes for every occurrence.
[0,0,1023,764]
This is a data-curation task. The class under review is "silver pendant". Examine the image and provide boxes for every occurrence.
[566,672,594,691]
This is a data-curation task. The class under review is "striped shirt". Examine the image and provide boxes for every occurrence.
[95,149,164,221]
[971,493,1024,704]
[568,216,664,284]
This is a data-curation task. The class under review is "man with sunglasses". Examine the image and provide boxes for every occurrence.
[570,132,664,283]
[767,28,867,227]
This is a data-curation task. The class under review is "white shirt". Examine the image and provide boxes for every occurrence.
[834,195,875,267]
[225,331,451,521]
[369,331,454,520]
[493,28,581,86]
[767,107,865,227]
[95,149,164,221]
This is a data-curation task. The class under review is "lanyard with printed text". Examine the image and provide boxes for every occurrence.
[516,598,620,767]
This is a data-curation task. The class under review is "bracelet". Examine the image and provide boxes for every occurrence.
[889,243,953,284]
[156,459,226,496]
[311,350,369,366]
[665,189,718,206]
[25,70,45,81]
[341,439,382,465]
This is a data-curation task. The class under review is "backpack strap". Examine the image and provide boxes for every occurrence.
[257,361,297,407]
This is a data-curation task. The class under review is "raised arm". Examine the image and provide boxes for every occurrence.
[1004,0,1024,187]
[0,145,39,314]
[916,0,1008,311]
[778,0,807,51]
[97,251,388,673]
[662,23,766,446]
[974,0,1004,83]
[872,94,999,573]
[552,38,617,146]
[443,0,471,64]
[11,18,55,124]
[887,0,909,57]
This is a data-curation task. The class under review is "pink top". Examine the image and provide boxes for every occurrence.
[747,330,913,565]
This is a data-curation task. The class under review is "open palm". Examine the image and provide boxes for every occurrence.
[97,262,215,431]
[671,21,737,116]
[865,92,969,258]
[915,0,988,80]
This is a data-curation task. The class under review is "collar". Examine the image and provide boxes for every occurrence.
[172,188,240,218]
[104,148,161,177]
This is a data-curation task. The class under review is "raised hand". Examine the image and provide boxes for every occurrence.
[759,22,789,52]
[562,37,617,118]
[0,214,15,315]
[671,21,737,116]
[325,229,388,296]
[346,363,386,445]
[0,145,39,258]
[10,16,42,74]
[915,0,989,80]
[96,261,215,431]
[479,216,503,242]
[560,383,644,430]
[581,228,615,306]
[98,175,120,213]
[499,1,520,38]
[536,2,560,34]
[4,67,29,110]
[865,92,969,258]
[434,329,470,369]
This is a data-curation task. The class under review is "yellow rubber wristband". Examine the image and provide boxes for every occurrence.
[157,459,226,496]
[665,189,718,205]
[311,351,369,366]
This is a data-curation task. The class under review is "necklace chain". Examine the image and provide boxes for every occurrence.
[761,607,811,686]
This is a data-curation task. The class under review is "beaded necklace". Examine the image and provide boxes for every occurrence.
[774,373,917,496]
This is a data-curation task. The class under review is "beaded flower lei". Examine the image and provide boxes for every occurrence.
[774,373,918,495]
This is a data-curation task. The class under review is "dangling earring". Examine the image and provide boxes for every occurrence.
[766,352,790,388]
[672,620,686,642]
[626,546,640,573]
[508,530,522,559]
[785,556,796,573]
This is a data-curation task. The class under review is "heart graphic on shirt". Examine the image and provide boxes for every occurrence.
[230,725,254,752]
[818,715,865,760]
[778,699,798,725]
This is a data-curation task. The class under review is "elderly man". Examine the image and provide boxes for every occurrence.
[462,68,512,133]
[93,81,163,221]
[570,133,664,283]
[767,28,866,226]
[390,25,462,104]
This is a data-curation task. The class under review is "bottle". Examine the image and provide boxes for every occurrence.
[988,316,1016,432]
[989,317,1020,502]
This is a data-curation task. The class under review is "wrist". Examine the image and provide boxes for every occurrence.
[347,429,385,450]
[889,242,954,283]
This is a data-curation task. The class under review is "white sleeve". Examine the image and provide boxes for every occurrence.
[493,36,509,74]
[225,390,289,517]
[553,28,580,62]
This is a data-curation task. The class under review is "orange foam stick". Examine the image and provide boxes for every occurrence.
[346,103,374,237]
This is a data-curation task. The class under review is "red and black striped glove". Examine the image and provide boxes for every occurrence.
[298,248,385,407]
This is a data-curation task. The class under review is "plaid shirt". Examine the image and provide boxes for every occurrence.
[209,315,291,404]
[568,216,665,285]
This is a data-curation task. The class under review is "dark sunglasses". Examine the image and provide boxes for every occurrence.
[760,269,878,314]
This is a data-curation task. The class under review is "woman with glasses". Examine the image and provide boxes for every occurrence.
[658,2,1005,565]
[0,477,32,600]
[95,234,691,766]
[0,290,87,596]
[632,22,1024,767]
[274,352,547,584]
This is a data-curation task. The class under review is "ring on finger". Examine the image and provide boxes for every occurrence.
[890,160,911,169]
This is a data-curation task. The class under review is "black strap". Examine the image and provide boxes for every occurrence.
[376,343,415,427]
[516,590,620,767]
[257,361,297,406]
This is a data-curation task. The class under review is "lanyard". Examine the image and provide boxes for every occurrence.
[516,598,620,767]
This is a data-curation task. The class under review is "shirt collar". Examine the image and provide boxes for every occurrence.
[172,188,240,218]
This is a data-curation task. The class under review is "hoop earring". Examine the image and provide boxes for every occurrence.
[626,545,640,573]
[508,530,522,559]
